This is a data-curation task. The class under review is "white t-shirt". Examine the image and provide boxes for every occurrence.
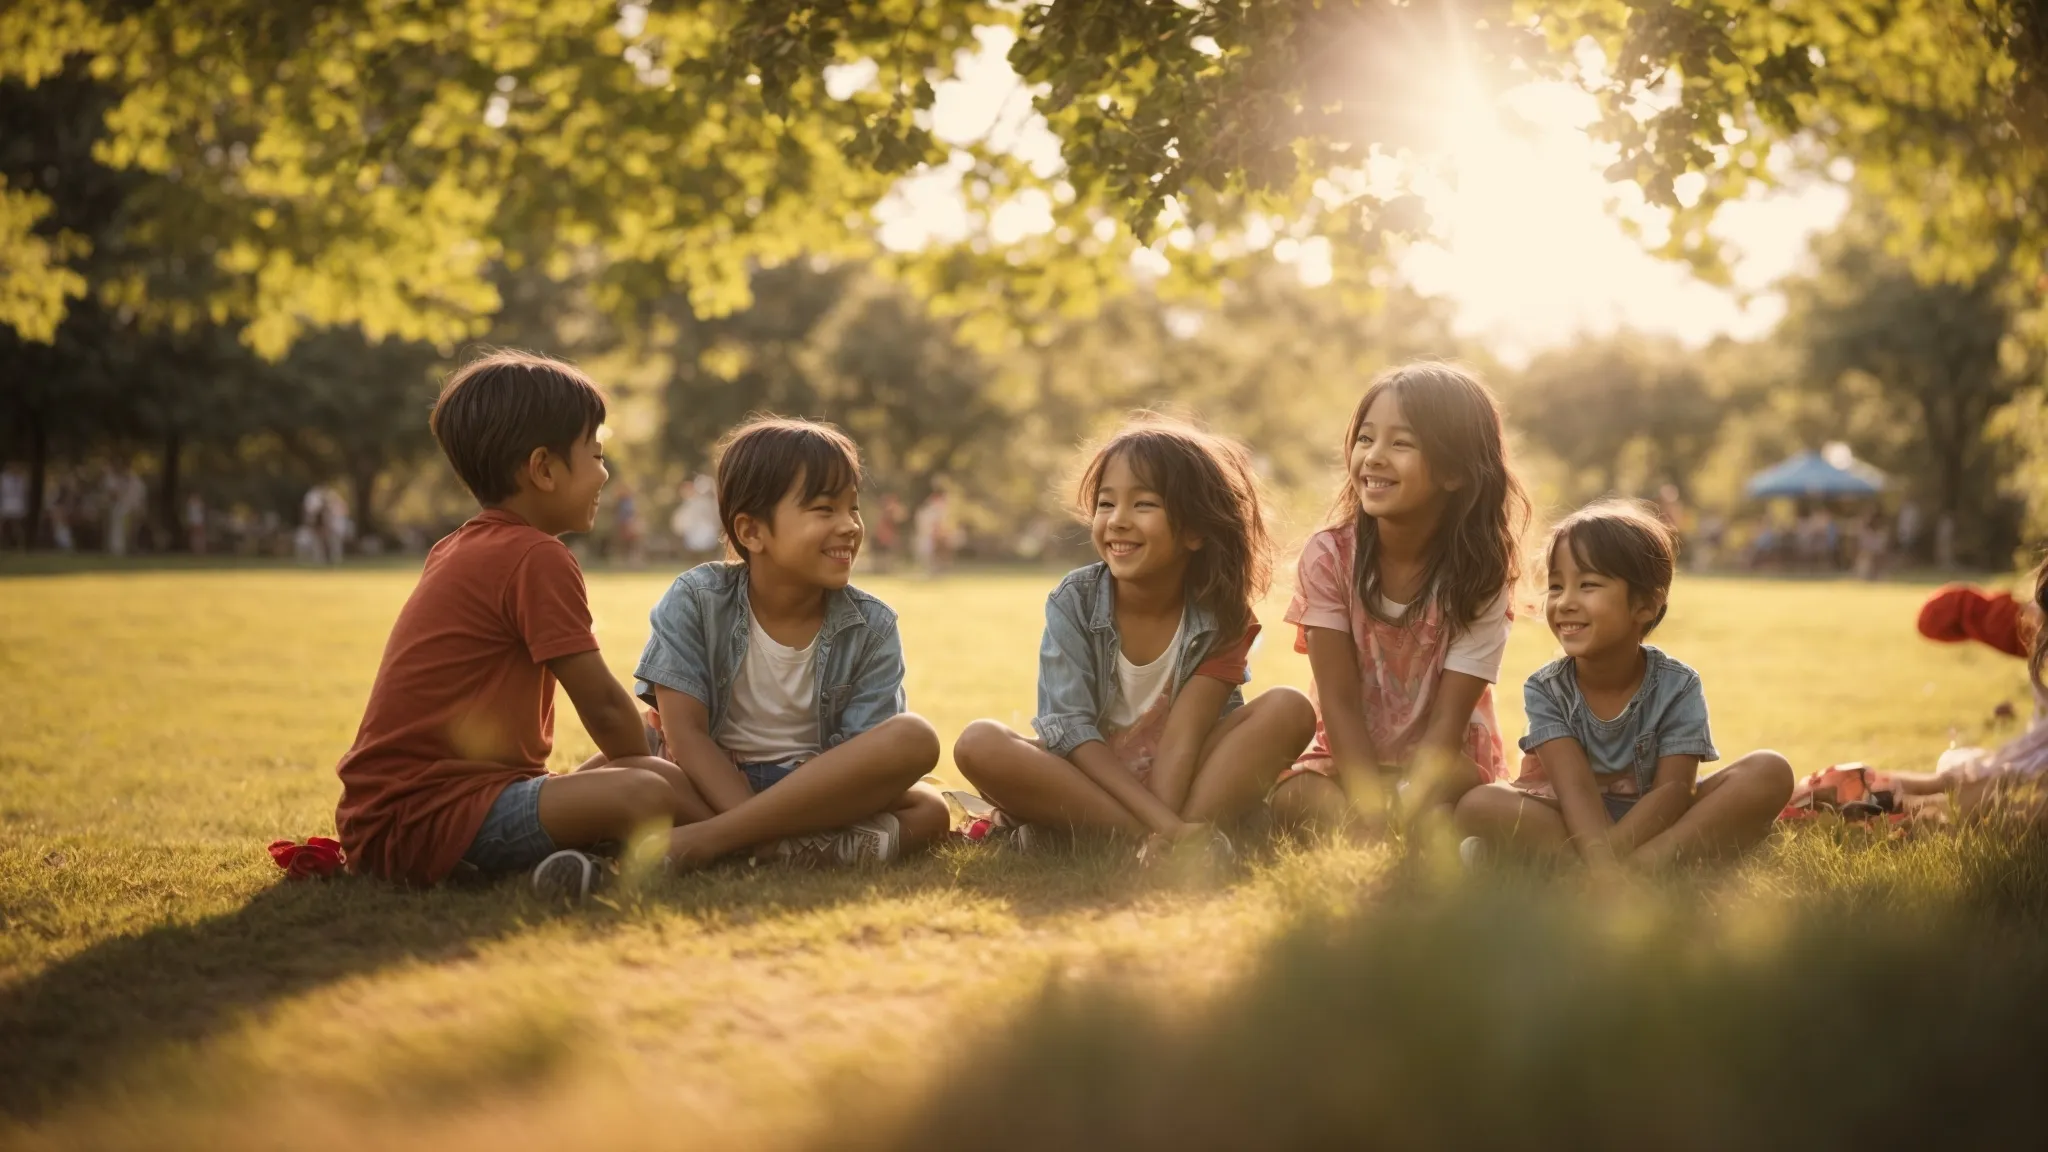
[1105,617,1185,730]
[1376,586,1513,683]
[714,611,823,764]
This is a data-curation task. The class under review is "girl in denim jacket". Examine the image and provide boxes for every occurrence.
[953,417,1317,858]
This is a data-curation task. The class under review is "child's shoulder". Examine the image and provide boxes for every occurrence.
[1047,561,1110,600]
[428,511,576,581]
[836,581,900,631]
[1643,645,1705,691]
[1526,654,1577,690]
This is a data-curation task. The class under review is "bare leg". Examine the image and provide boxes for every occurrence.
[536,760,714,847]
[1452,782,1572,861]
[952,719,1150,835]
[887,779,952,852]
[1633,750,1794,867]
[665,713,941,866]
[1181,687,1318,825]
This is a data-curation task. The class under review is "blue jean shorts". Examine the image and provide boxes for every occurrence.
[460,774,557,874]
[741,759,805,793]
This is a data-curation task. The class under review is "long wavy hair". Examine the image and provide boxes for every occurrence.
[1077,415,1272,642]
[1328,362,1528,634]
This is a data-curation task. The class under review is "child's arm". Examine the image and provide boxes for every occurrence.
[1606,754,1698,858]
[548,650,655,762]
[1404,669,1489,812]
[1069,739,1198,837]
[1532,737,1620,869]
[1146,674,1232,813]
[1304,626,1383,779]
[652,686,754,814]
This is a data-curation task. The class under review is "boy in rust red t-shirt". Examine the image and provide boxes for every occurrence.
[335,351,710,897]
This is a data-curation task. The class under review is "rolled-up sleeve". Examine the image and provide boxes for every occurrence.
[1518,676,1575,753]
[1285,531,1352,652]
[1031,588,1104,757]
[1657,673,1720,763]
[634,580,710,709]
[838,617,908,740]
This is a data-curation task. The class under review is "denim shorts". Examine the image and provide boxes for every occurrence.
[741,759,805,793]
[460,774,557,874]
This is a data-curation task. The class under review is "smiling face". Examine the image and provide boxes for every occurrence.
[1545,533,1661,659]
[526,428,609,535]
[1090,450,1198,586]
[735,470,863,589]
[1348,388,1454,524]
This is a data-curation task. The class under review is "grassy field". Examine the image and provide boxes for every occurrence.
[4,565,2047,1149]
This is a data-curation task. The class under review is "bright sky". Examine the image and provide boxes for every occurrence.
[853,28,1848,364]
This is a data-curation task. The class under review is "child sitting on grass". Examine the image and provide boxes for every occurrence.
[636,417,947,868]
[951,416,1317,859]
[1455,500,1794,871]
[335,350,711,899]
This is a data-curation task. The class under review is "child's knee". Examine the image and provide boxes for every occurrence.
[1732,750,1795,805]
[952,719,1012,777]
[874,712,942,768]
[1257,686,1319,741]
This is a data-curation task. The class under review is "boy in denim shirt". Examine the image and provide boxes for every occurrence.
[1455,500,1794,870]
[636,418,946,867]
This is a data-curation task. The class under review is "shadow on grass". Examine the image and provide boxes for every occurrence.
[0,834,1269,1122]
[853,833,2048,1151]
[0,875,556,1119]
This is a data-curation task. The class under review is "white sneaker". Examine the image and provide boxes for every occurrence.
[531,849,607,901]
[768,812,903,868]
[1458,836,1485,870]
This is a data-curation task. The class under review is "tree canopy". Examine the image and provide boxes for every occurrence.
[7,0,2041,355]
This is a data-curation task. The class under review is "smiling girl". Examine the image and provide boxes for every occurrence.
[952,416,1317,857]
[1270,362,1527,835]
[1454,500,1793,870]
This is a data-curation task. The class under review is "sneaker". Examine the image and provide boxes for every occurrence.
[531,849,610,901]
[767,812,902,868]
[1459,835,1485,870]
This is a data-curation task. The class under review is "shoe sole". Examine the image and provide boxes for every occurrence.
[532,850,595,900]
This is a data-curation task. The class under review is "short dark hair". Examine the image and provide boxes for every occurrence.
[1547,499,1677,635]
[430,350,607,505]
[715,416,862,562]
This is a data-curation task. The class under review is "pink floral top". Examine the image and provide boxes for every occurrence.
[1284,523,1511,780]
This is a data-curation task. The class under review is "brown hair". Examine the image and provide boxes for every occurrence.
[430,349,607,505]
[1329,362,1528,635]
[1077,414,1272,641]
[1546,499,1677,635]
[714,416,862,562]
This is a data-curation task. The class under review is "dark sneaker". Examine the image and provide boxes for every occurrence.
[531,849,611,901]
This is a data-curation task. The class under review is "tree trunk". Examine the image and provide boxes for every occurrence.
[349,465,380,542]
[160,426,182,550]
[26,407,46,548]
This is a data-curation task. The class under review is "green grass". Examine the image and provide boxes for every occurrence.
[3,567,2046,1150]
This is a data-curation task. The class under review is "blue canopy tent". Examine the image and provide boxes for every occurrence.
[1745,451,1886,500]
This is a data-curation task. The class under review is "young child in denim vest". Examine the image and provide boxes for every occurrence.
[636,417,946,868]
[1455,501,1794,870]
[952,417,1317,859]
[1270,363,1528,836]
[334,351,709,900]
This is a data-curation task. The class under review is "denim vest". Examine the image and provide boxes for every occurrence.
[633,562,907,749]
[1031,563,1247,757]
